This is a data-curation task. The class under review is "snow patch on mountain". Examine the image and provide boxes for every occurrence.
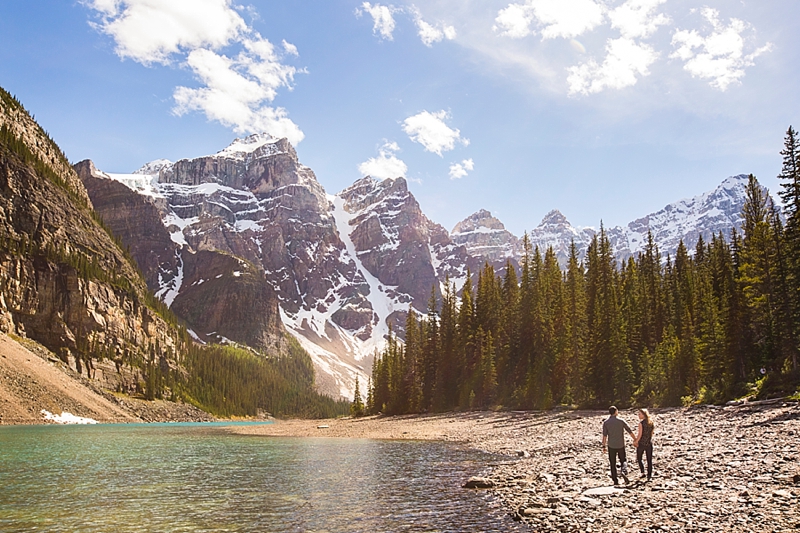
[103,172,163,198]
[133,159,173,176]
[212,133,284,159]
[155,251,183,307]
[330,194,410,352]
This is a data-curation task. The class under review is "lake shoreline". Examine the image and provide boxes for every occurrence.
[233,403,800,532]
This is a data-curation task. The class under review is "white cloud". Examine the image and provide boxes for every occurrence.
[358,141,408,179]
[609,0,669,39]
[670,8,772,91]
[567,37,658,95]
[173,44,304,144]
[282,39,298,56]
[449,159,474,180]
[414,14,456,47]
[495,0,606,40]
[356,2,398,40]
[85,0,246,64]
[494,4,534,38]
[357,4,456,47]
[402,110,468,156]
[85,0,304,142]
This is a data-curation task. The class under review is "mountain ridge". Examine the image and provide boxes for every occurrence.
[456,174,756,268]
[105,133,759,400]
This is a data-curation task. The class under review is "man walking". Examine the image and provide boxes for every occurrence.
[602,406,634,485]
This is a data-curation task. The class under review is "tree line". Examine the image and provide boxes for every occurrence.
[365,128,800,414]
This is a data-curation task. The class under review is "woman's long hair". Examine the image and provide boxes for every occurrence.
[639,408,654,430]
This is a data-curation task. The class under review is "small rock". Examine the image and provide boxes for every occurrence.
[522,507,550,516]
[517,450,530,457]
[463,476,494,489]
[583,486,625,496]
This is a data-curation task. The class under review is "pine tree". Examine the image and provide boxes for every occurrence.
[350,376,365,417]
[434,279,458,410]
[479,329,498,408]
[739,175,780,376]
[777,126,800,372]
[564,241,587,405]
[366,376,374,414]
[422,287,440,411]
[457,271,476,408]
[585,227,628,406]
[403,309,423,413]
[496,260,520,406]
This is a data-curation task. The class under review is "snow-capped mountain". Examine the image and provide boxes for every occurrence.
[613,174,752,260]
[81,134,471,399]
[451,209,519,270]
[81,130,758,400]
[459,174,756,269]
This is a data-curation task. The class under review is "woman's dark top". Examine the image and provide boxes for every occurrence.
[638,420,654,447]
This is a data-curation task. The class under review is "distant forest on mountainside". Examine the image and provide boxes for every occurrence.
[0,86,348,419]
[366,130,800,414]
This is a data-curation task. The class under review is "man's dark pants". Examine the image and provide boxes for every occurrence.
[608,447,628,484]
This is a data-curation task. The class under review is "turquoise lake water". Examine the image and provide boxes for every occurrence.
[0,423,524,532]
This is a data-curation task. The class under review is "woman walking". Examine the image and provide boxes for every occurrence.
[634,408,655,481]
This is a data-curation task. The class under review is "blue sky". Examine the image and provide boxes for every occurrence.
[1,0,797,234]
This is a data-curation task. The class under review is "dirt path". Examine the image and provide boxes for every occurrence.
[234,404,800,532]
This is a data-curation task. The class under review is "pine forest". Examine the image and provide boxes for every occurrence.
[366,128,800,414]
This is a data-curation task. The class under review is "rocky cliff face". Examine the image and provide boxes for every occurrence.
[171,250,283,351]
[93,135,480,399]
[75,160,179,292]
[451,209,520,271]
[76,159,288,363]
[89,135,374,398]
[613,174,752,260]
[0,89,182,392]
[0,90,91,208]
[338,176,471,309]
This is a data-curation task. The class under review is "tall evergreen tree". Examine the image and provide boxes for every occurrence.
[564,241,587,405]
[739,175,780,375]
[496,260,520,406]
[434,279,459,410]
[350,376,365,417]
[777,126,800,372]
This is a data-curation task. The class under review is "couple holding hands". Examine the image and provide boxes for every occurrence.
[601,406,655,485]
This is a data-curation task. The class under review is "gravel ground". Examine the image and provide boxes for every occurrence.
[235,402,800,532]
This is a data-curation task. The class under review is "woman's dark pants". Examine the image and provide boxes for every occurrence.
[637,443,653,479]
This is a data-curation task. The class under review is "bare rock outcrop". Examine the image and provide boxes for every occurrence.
[0,93,183,394]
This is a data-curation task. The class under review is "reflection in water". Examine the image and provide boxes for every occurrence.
[0,424,524,532]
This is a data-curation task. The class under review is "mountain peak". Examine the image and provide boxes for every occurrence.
[452,209,506,235]
[215,133,281,158]
[717,174,750,193]
[540,209,569,226]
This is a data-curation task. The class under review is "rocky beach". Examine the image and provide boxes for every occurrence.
[234,402,800,532]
